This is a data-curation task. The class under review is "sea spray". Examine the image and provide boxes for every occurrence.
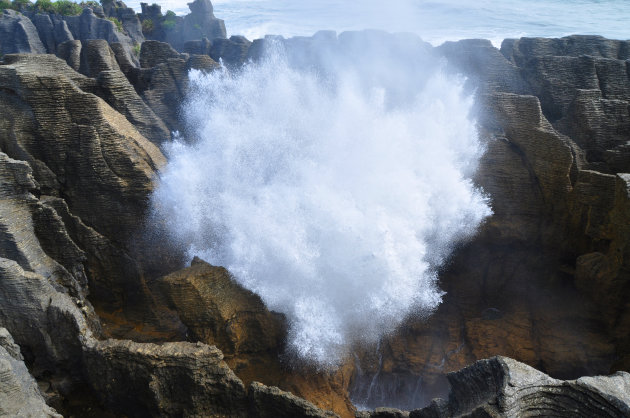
[151,38,492,366]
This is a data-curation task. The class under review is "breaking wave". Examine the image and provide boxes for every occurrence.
[151,39,491,366]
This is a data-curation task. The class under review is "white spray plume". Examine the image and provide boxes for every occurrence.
[151,39,491,367]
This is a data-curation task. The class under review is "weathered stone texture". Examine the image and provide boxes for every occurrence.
[0,328,62,417]
[410,356,630,418]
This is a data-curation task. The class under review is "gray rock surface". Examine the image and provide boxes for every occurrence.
[437,38,530,95]
[79,38,121,77]
[96,69,172,145]
[84,339,249,417]
[210,35,251,67]
[139,39,183,68]
[179,0,226,46]
[0,328,62,417]
[29,12,73,54]
[0,53,164,242]
[0,9,46,54]
[0,53,182,346]
[64,7,137,67]
[249,381,340,418]
[410,356,630,417]
[102,0,145,45]
[0,150,98,400]
[56,39,82,70]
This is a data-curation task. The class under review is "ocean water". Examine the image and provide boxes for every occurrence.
[126,0,630,45]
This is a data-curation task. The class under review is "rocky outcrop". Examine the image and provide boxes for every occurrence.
[179,0,226,47]
[0,53,183,346]
[438,39,530,95]
[139,39,184,68]
[0,328,62,417]
[102,0,145,45]
[130,42,219,133]
[154,258,356,417]
[84,339,249,417]
[82,337,342,417]
[139,0,226,51]
[0,53,163,240]
[249,381,340,418]
[52,39,173,145]
[28,12,73,54]
[349,34,630,410]
[0,153,98,409]
[0,9,46,54]
[154,258,286,356]
[411,356,630,417]
[64,7,137,65]
[210,35,252,67]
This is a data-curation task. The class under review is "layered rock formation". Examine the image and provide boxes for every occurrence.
[348,35,630,410]
[357,356,630,417]
[414,356,630,417]
[138,0,226,50]
[1,1,629,415]
[0,328,61,417]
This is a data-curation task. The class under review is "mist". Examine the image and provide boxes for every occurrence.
[150,34,492,367]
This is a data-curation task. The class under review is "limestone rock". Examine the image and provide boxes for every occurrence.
[95,69,171,145]
[0,151,97,394]
[102,1,145,45]
[154,258,356,417]
[354,35,629,409]
[187,53,220,71]
[64,7,137,67]
[155,258,285,356]
[210,35,252,67]
[29,12,73,54]
[437,39,530,95]
[79,38,121,77]
[136,56,192,132]
[357,408,409,418]
[501,35,630,64]
[83,339,249,417]
[249,381,339,418]
[0,53,182,343]
[184,36,212,55]
[410,356,630,417]
[0,53,165,243]
[140,39,183,68]
[56,39,82,71]
[0,9,46,54]
[0,328,62,417]
[180,0,226,45]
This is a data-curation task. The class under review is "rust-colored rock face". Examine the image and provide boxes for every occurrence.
[154,258,356,417]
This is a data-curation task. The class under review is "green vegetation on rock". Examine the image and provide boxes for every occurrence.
[1,0,83,15]
[33,0,54,12]
[107,16,123,32]
[142,17,154,34]
[161,9,176,31]
[53,0,81,15]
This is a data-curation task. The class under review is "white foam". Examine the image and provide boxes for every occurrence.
[151,43,491,367]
